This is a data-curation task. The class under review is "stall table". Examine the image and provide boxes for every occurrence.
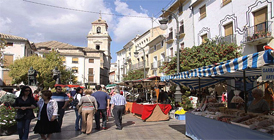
[131,103,172,122]
[185,113,273,140]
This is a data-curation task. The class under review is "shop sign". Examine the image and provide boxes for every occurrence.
[261,66,274,81]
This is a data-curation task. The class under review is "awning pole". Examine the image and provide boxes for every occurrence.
[199,77,201,103]
[243,70,248,113]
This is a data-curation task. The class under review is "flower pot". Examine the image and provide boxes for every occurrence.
[0,124,17,136]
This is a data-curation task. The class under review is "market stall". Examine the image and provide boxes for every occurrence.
[131,103,172,122]
[160,50,274,139]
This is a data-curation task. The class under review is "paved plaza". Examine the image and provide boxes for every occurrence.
[2,109,191,140]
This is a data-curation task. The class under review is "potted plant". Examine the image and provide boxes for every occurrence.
[246,36,252,41]
[0,93,17,136]
[0,105,17,136]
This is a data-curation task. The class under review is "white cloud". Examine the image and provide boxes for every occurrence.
[113,0,151,43]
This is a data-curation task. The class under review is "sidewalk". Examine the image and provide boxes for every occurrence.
[1,109,190,140]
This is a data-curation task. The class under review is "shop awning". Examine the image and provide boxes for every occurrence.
[161,50,274,89]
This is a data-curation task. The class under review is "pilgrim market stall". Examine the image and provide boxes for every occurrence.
[161,50,274,139]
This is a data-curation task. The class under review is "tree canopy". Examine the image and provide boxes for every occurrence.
[8,50,76,89]
[160,38,242,75]
[123,69,144,81]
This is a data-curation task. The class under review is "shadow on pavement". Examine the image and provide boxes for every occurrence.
[168,124,186,135]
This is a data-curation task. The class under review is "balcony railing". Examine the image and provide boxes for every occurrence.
[130,61,146,70]
[150,62,158,69]
[157,60,165,67]
[217,34,236,44]
[244,21,273,43]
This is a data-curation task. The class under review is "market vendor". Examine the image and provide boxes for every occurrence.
[248,89,270,115]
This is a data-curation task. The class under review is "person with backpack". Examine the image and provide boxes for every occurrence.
[72,87,83,131]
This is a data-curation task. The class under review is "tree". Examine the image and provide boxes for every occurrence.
[0,38,6,63]
[123,69,144,81]
[8,50,76,89]
[160,38,242,75]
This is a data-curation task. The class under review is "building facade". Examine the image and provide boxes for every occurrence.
[36,17,111,86]
[0,33,36,86]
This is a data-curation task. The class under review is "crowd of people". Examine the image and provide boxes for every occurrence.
[1,85,126,140]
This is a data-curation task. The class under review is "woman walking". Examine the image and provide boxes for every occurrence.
[73,87,83,131]
[78,89,97,135]
[13,86,37,140]
[33,90,60,140]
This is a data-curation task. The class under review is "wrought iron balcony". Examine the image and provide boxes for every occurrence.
[166,32,174,44]
[244,21,273,44]
[217,34,236,44]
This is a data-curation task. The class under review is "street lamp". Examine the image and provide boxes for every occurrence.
[134,46,146,79]
[159,9,182,103]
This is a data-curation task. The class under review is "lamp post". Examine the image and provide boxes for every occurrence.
[134,45,146,79]
[159,9,182,103]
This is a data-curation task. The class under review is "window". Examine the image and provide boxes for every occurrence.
[154,45,157,51]
[97,27,101,33]
[180,42,184,50]
[3,71,12,86]
[88,76,94,82]
[72,57,78,63]
[201,34,208,43]
[6,42,13,46]
[161,40,164,47]
[222,0,232,7]
[170,48,173,57]
[199,5,206,19]
[62,57,66,63]
[72,67,78,73]
[224,22,233,36]
[89,59,94,63]
[253,7,267,32]
[178,5,183,14]
[168,28,173,40]
[168,15,172,22]
[180,21,184,34]
[96,45,100,50]
[89,68,93,75]
[3,55,13,67]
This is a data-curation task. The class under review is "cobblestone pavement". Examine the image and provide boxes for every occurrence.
[1,109,191,140]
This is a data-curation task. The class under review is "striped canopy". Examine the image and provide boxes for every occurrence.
[161,50,274,89]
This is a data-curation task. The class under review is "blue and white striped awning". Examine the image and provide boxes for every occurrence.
[161,50,274,89]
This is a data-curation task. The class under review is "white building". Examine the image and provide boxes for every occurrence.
[36,17,111,86]
[0,33,36,86]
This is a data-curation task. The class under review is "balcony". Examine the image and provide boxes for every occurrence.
[244,21,273,45]
[130,61,148,70]
[151,62,158,69]
[217,34,236,44]
[157,60,165,67]
[166,32,174,44]
[179,25,185,39]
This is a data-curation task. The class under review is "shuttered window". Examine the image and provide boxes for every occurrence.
[72,67,78,73]
[3,55,13,67]
[88,76,94,82]
[89,59,94,63]
[224,23,233,36]
[201,34,207,43]
[72,57,78,63]
[3,71,12,86]
[253,7,267,32]
[89,68,93,75]
[200,5,206,19]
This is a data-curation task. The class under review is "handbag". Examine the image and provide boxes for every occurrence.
[15,112,26,121]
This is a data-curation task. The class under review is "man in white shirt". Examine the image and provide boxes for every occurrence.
[15,86,21,97]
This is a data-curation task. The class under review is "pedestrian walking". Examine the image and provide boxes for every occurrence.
[110,89,127,130]
[78,89,97,135]
[13,86,37,140]
[73,87,83,131]
[92,85,110,130]
[34,90,60,140]
[51,86,69,131]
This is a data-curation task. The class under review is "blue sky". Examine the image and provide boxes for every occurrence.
[0,0,175,63]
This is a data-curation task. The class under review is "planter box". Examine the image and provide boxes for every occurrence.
[175,114,185,120]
